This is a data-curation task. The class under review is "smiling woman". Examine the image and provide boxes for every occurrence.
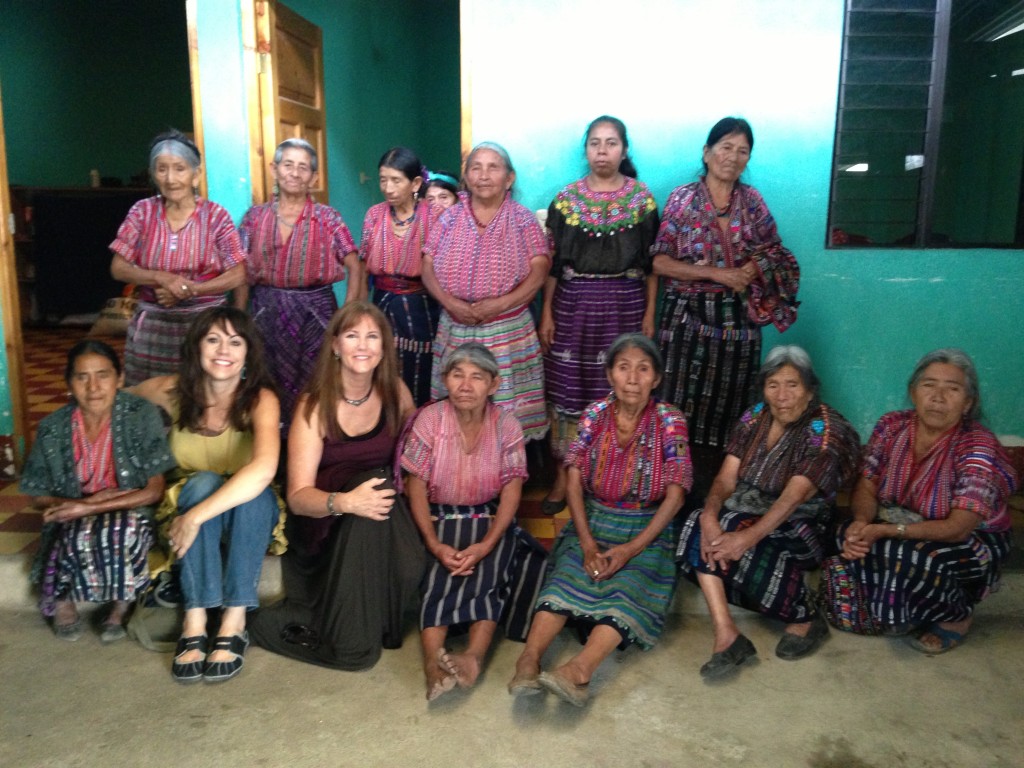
[110,130,247,386]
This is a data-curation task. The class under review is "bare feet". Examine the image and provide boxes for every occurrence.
[426,648,457,701]
[440,649,482,689]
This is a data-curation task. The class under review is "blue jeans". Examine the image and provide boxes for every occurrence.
[177,471,278,611]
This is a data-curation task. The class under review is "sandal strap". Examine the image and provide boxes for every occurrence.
[210,633,248,657]
[175,634,208,656]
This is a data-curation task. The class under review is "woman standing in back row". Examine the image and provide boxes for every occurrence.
[539,116,660,514]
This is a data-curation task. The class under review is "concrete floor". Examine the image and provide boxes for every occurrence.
[2,575,1023,768]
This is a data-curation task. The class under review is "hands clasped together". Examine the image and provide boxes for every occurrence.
[699,516,756,573]
[583,542,637,582]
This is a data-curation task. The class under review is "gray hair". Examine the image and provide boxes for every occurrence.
[908,348,981,420]
[758,345,820,395]
[441,342,500,379]
[465,141,515,177]
[148,131,201,173]
[273,138,318,172]
[605,333,664,379]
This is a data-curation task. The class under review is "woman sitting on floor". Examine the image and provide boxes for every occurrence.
[824,348,1017,653]
[510,333,691,707]
[134,307,281,683]
[676,345,860,679]
[21,340,175,643]
[401,342,547,700]
[249,301,425,670]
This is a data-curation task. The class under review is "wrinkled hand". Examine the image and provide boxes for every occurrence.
[592,543,636,581]
[470,297,506,325]
[841,521,881,561]
[538,313,555,353]
[153,286,180,308]
[715,267,755,294]
[432,543,463,573]
[705,530,754,573]
[168,512,201,559]
[447,298,480,326]
[42,501,91,524]
[449,542,492,577]
[698,515,724,568]
[641,313,655,340]
[88,488,130,503]
[340,477,395,521]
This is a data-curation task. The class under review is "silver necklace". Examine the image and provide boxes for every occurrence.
[344,391,372,407]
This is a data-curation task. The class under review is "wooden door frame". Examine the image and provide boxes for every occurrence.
[0,80,30,474]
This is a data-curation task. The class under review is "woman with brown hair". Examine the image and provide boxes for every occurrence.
[250,301,426,670]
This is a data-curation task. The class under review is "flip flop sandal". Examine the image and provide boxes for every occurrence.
[908,624,965,655]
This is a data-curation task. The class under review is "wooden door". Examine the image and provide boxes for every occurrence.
[250,1,328,204]
[0,82,29,473]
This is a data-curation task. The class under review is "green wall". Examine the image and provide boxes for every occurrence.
[463,0,1024,441]
[282,0,461,235]
[0,0,192,187]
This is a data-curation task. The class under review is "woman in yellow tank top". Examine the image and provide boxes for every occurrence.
[134,306,280,684]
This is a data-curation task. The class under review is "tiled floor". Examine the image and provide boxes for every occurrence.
[0,326,567,556]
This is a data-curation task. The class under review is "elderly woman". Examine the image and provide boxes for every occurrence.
[423,170,460,209]
[539,116,660,514]
[249,302,425,671]
[110,129,247,386]
[824,349,1017,653]
[652,117,799,503]
[238,138,359,427]
[401,342,546,701]
[422,141,550,442]
[359,147,441,405]
[510,334,691,707]
[676,346,860,678]
[21,341,175,642]
[133,307,281,683]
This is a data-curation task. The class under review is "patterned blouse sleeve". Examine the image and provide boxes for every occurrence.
[358,208,377,264]
[109,199,147,262]
[791,406,861,495]
[565,400,605,474]
[724,404,763,458]
[650,186,685,259]
[518,206,551,263]
[861,412,901,485]
[745,186,780,245]
[329,207,357,259]
[658,404,694,492]
[951,425,1018,522]
[496,410,529,486]
[210,204,246,270]
[423,205,454,259]
[636,187,660,274]
[546,197,565,276]
[400,406,438,484]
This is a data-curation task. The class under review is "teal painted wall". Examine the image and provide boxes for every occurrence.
[281,0,461,236]
[462,0,1024,440]
[0,0,192,186]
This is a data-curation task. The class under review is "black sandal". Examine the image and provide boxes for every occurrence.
[203,631,249,683]
[172,635,208,684]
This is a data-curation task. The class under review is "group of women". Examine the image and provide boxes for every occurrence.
[19,118,1017,705]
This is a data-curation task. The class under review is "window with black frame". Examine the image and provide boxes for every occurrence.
[828,0,1024,248]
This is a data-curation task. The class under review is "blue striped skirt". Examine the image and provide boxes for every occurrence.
[536,499,678,650]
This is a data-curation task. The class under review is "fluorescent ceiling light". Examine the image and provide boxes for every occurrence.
[1013,68,1024,76]
[842,163,869,173]
[905,155,924,171]
[993,21,1024,41]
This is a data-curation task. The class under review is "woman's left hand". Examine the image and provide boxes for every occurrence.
[589,543,636,581]
[42,501,91,524]
[705,530,754,572]
[167,512,201,559]
[641,313,655,339]
[469,297,506,324]
[450,542,492,577]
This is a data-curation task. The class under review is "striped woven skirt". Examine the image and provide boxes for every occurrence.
[536,499,678,649]
[420,502,548,642]
[372,288,440,407]
[545,276,645,459]
[676,507,825,623]
[431,306,548,441]
[822,523,1012,633]
[37,511,154,617]
[658,289,761,449]
[252,284,337,427]
[124,297,225,386]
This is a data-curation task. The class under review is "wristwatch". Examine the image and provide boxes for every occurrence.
[895,523,907,539]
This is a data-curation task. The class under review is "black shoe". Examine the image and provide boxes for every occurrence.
[172,635,208,684]
[775,614,830,660]
[203,632,249,683]
[700,634,757,679]
[153,571,183,608]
